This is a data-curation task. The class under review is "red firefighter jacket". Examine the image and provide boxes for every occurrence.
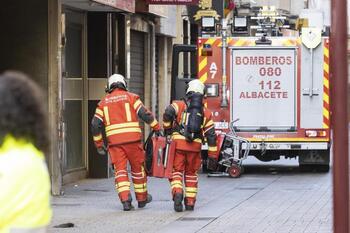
[92,88,159,148]
[163,100,217,158]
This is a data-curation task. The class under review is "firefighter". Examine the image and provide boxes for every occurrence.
[163,79,218,212]
[91,74,160,211]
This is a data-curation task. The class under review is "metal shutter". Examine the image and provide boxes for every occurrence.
[155,36,160,119]
[129,30,145,102]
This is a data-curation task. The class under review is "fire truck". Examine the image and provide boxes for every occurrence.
[171,7,331,173]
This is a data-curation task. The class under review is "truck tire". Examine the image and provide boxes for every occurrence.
[299,149,330,173]
[201,150,209,173]
[315,164,330,172]
[254,152,280,162]
[299,164,330,173]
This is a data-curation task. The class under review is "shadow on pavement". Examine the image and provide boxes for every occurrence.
[242,164,300,175]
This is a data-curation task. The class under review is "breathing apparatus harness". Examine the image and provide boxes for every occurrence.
[174,92,204,142]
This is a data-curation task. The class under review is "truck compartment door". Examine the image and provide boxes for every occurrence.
[230,48,297,131]
[300,40,327,129]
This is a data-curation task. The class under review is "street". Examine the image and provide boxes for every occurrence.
[50,158,332,233]
[0,0,348,233]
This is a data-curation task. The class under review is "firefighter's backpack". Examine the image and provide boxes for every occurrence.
[182,93,204,142]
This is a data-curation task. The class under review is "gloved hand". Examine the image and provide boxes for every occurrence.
[153,123,161,136]
[166,135,172,144]
[207,157,218,171]
[163,128,172,137]
[97,145,107,155]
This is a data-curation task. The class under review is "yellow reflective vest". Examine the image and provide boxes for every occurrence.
[0,136,52,233]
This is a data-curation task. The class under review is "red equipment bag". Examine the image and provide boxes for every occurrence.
[211,132,225,160]
[144,132,176,178]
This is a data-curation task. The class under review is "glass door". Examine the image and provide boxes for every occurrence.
[62,9,87,176]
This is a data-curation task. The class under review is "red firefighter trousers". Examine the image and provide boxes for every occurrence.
[109,142,148,202]
[169,149,202,206]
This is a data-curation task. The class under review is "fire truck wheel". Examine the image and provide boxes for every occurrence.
[228,165,241,178]
[299,164,330,173]
[315,164,330,173]
[299,149,330,173]
[299,164,313,172]
[202,160,209,173]
[201,150,209,173]
[254,153,279,162]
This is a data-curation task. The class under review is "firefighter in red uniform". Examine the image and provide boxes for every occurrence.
[163,80,218,212]
[92,74,160,211]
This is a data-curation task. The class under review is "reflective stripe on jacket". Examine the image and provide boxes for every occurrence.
[92,89,159,146]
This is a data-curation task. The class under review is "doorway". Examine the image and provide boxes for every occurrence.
[61,10,126,181]
[61,9,88,182]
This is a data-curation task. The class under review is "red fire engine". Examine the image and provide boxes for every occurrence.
[171,11,330,175]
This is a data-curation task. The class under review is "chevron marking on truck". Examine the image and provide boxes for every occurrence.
[198,39,207,83]
[218,38,232,47]
[219,38,255,47]
[226,39,245,47]
[282,39,295,46]
[323,40,330,129]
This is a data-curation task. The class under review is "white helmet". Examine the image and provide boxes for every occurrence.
[108,74,126,89]
[186,79,205,95]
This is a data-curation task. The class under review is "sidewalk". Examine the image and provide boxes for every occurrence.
[50,159,332,233]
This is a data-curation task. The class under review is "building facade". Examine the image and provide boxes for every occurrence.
[0,0,189,195]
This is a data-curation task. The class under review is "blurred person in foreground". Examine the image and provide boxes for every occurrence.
[0,72,52,233]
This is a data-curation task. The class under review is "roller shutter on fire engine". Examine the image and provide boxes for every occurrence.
[231,48,296,131]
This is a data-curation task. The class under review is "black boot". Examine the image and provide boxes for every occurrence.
[173,193,183,212]
[185,205,194,211]
[184,198,195,211]
[122,194,134,211]
[138,194,152,208]
[122,201,134,211]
